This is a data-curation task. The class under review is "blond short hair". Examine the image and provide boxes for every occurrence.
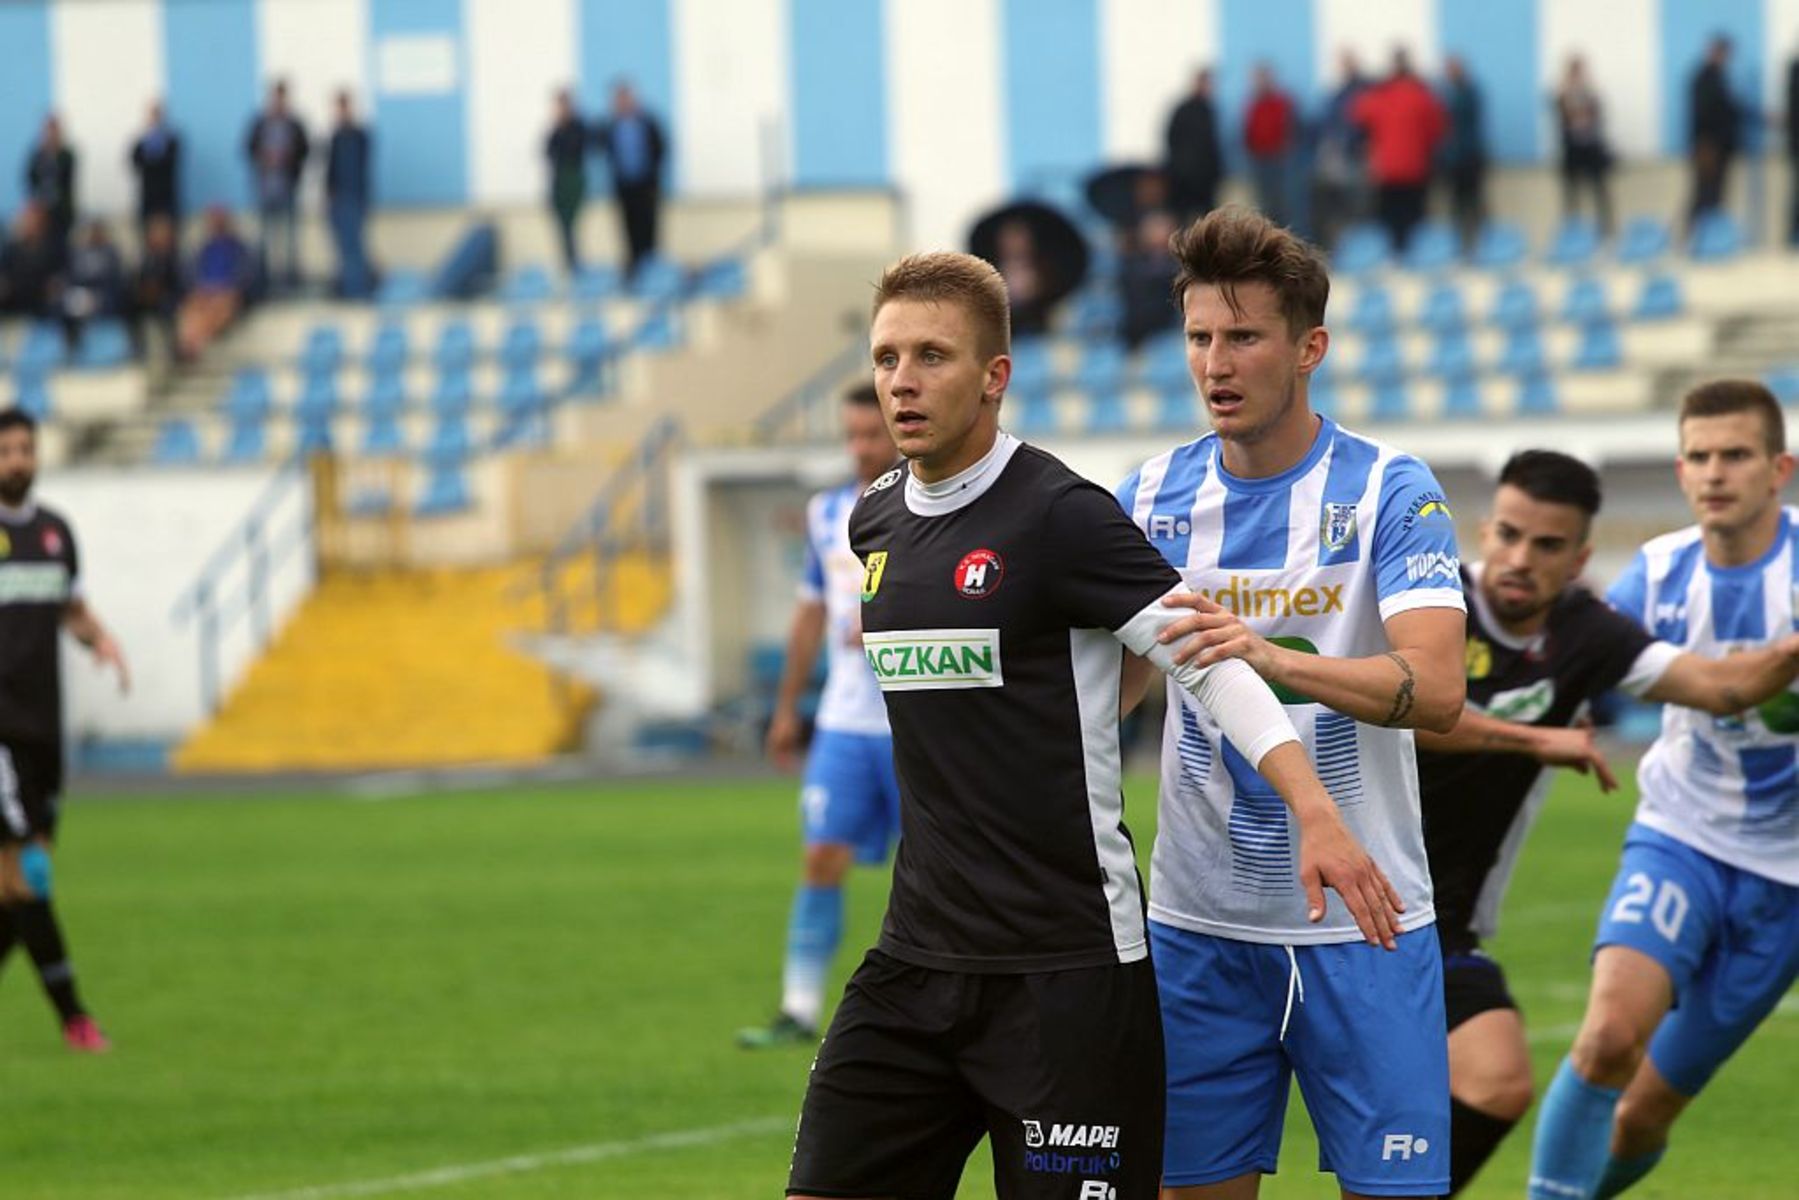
[872,252,1011,359]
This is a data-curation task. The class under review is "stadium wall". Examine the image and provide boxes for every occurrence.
[1,0,1795,247]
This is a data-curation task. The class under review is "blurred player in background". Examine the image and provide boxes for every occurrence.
[1118,207,1465,1200]
[739,385,900,1049]
[0,408,129,1052]
[1409,448,1799,1194]
[1529,382,1799,1200]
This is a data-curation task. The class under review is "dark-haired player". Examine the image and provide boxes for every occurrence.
[0,407,129,1052]
[1409,448,1799,1194]
[1530,383,1799,1200]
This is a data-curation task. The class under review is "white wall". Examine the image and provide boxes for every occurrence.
[1100,0,1220,162]
[1539,0,1662,161]
[672,0,791,196]
[466,0,576,206]
[51,0,166,218]
[48,466,314,743]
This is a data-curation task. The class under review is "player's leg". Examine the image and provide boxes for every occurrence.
[1284,933,1450,1199]
[1593,863,1799,1198]
[740,730,866,1047]
[968,958,1164,1200]
[787,951,986,1199]
[1441,952,1532,1195]
[1528,825,1719,1200]
[1153,925,1295,1199]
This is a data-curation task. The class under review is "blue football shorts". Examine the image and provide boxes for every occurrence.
[800,729,900,865]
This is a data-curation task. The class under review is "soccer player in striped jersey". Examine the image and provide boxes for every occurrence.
[1117,207,1467,1198]
[1528,381,1799,1200]
[738,385,900,1049]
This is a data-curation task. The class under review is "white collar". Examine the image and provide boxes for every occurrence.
[904,432,1021,517]
[0,500,38,526]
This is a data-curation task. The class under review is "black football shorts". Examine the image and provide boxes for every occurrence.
[0,738,62,843]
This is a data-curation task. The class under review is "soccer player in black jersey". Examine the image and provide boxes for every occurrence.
[786,253,1404,1200]
[1411,449,1799,1193]
[0,408,129,1052]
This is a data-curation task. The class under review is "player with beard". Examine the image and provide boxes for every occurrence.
[1407,449,1799,1194]
[0,407,128,1051]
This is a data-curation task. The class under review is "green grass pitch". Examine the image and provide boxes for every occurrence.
[3,765,1794,1198]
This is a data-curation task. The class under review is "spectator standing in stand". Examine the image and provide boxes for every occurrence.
[1243,64,1298,229]
[1555,56,1615,237]
[1165,69,1223,223]
[129,101,181,246]
[1353,48,1447,253]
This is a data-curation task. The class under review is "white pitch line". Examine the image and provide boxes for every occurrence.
[1526,994,1799,1046]
[225,1116,791,1200]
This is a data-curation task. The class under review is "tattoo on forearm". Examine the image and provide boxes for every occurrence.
[1382,652,1416,727]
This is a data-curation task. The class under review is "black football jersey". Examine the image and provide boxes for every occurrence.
[0,503,79,747]
[850,436,1180,973]
[1418,565,1655,950]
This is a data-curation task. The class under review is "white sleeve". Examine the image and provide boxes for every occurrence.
[1114,588,1301,767]
[1616,641,1682,699]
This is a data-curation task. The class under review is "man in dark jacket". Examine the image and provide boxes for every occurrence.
[546,88,588,273]
[1687,35,1741,233]
[24,116,75,260]
[1440,57,1488,255]
[244,80,309,291]
[0,203,62,319]
[325,90,374,299]
[593,81,667,284]
[1785,54,1799,245]
[129,101,181,242]
[1164,69,1223,222]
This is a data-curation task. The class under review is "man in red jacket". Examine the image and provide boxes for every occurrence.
[1244,63,1297,230]
[1352,49,1446,252]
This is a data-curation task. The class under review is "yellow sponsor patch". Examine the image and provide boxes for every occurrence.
[860,551,888,601]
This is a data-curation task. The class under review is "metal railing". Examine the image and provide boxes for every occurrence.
[170,457,315,713]
[751,336,870,445]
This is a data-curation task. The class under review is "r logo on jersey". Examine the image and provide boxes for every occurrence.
[1320,503,1357,552]
[954,549,1004,599]
[860,551,888,601]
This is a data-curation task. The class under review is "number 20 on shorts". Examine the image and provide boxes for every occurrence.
[1609,872,1691,942]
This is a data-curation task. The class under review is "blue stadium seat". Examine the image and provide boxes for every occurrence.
[429,369,473,415]
[1426,332,1476,382]
[1401,222,1458,272]
[1010,336,1055,393]
[15,322,66,373]
[633,307,680,350]
[363,370,407,416]
[1135,331,1192,392]
[1332,224,1392,274]
[1086,393,1127,434]
[572,264,623,301]
[296,373,338,422]
[1074,341,1127,393]
[425,416,472,462]
[1545,218,1602,267]
[225,417,266,462]
[1308,377,1339,419]
[1616,216,1671,265]
[1488,279,1539,331]
[1633,273,1684,320]
[1010,394,1057,437]
[1071,288,1122,339]
[224,368,272,420]
[1347,286,1397,336]
[14,374,52,420]
[1517,373,1558,415]
[1765,365,1799,404]
[1571,319,1623,371]
[300,325,344,375]
[1419,281,1468,336]
[633,257,687,302]
[499,318,542,368]
[415,463,473,516]
[1441,378,1483,418]
[1560,276,1610,324]
[695,257,748,299]
[361,412,406,456]
[1498,327,1546,376]
[1370,381,1410,421]
[1689,212,1744,261]
[74,319,131,369]
[1155,385,1195,432]
[1471,222,1528,270]
[366,322,409,373]
[152,419,202,464]
[566,317,612,395]
[433,320,476,372]
[376,269,429,309]
[295,412,333,455]
[1357,336,1405,386]
[499,364,544,413]
[498,264,556,306]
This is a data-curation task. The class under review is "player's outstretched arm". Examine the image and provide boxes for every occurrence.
[63,598,129,694]
[1641,633,1799,716]
[766,599,827,770]
[1416,711,1619,792]
[1156,598,1466,732]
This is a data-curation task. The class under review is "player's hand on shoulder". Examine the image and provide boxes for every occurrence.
[1158,592,1278,675]
[766,709,804,772]
[1295,808,1405,950]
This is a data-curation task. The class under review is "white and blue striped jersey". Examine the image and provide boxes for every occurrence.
[1118,418,1465,943]
[799,484,890,736]
[1607,510,1799,886]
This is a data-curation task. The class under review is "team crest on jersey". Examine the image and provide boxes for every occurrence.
[1466,636,1492,681]
[1320,503,1358,552]
[860,551,889,601]
[41,527,61,556]
[865,467,903,496]
[0,528,9,558]
[953,548,1004,599]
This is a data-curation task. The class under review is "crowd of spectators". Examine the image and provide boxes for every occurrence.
[543,80,668,281]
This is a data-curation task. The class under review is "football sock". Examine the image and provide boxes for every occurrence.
[780,884,843,1029]
[1594,1147,1665,1199]
[12,899,85,1021]
[1447,1097,1517,1195]
[1528,1057,1620,1200]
